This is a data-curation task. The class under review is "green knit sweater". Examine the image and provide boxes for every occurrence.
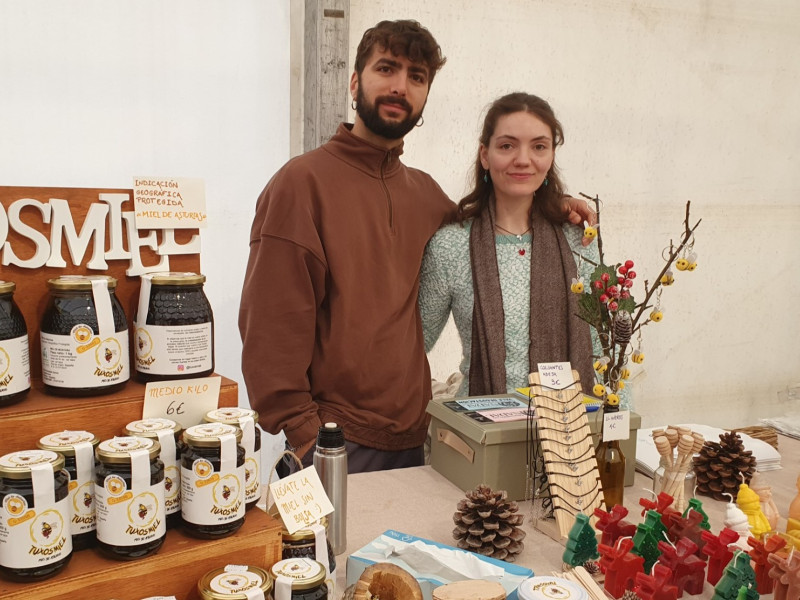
[419,220,625,404]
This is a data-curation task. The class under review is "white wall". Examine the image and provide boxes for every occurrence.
[1,0,290,466]
[350,0,800,429]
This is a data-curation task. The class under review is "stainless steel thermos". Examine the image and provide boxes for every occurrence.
[313,422,347,554]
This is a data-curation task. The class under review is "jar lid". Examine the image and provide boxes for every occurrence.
[0,280,15,294]
[150,272,206,286]
[96,436,161,463]
[281,516,329,541]
[0,450,65,479]
[198,565,273,600]
[270,558,326,590]
[47,274,118,290]
[184,423,242,447]
[517,576,588,600]
[204,407,259,425]
[124,418,183,438]
[38,430,100,456]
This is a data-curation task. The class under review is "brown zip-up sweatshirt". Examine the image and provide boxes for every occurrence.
[239,123,455,454]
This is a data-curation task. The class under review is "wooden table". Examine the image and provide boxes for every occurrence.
[335,435,797,599]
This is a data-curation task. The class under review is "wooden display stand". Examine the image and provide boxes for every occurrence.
[0,187,283,599]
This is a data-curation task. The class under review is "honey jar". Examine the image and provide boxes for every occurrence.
[134,271,214,382]
[198,564,274,600]
[280,519,336,600]
[37,430,100,550]
[94,436,166,560]
[0,280,31,406]
[40,275,130,396]
[203,407,261,510]
[270,558,328,600]
[181,423,245,539]
[0,449,73,581]
[124,418,185,528]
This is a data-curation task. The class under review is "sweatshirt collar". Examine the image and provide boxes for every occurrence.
[324,123,405,178]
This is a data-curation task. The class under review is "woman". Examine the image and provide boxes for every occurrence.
[419,92,598,397]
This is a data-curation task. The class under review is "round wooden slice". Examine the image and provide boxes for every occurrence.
[353,562,423,600]
[433,580,506,600]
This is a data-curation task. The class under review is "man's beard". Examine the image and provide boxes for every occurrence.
[356,85,422,140]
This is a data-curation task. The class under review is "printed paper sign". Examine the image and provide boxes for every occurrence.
[454,397,527,411]
[133,176,207,229]
[476,407,535,423]
[536,362,576,390]
[602,410,630,442]
[269,466,334,534]
[142,375,221,428]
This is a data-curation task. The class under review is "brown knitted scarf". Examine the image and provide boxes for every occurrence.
[468,200,594,395]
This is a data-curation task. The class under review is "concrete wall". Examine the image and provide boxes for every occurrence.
[350,0,800,429]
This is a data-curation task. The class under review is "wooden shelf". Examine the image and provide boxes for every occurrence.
[0,505,283,600]
[0,375,239,452]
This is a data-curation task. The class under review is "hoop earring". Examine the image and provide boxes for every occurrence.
[415,115,424,128]
[351,99,357,111]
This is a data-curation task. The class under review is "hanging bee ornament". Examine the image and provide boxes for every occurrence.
[660,269,675,286]
[592,383,606,397]
[686,252,698,271]
[570,277,585,294]
[583,220,598,240]
[632,349,645,364]
[594,356,610,373]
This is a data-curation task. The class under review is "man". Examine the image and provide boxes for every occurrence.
[240,20,594,473]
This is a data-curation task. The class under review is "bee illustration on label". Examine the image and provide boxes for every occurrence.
[128,492,159,527]
[138,503,149,520]
[41,521,54,539]
[138,336,145,351]
[165,476,173,492]
[105,346,113,363]
[222,485,231,501]
[83,492,93,508]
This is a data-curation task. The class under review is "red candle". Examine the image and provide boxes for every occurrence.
[594,504,637,547]
[701,527,739,585]
[634,563,679,600]
[598,536,645,598]
[657,537,707,597]
[752,535,787,595]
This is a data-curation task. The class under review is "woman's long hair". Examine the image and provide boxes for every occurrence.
[457,92,567,224]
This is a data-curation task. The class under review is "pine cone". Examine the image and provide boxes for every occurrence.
[613,310,633,345]
[621,591,642,600]
[693,432,756,501]
[452,484,526,562]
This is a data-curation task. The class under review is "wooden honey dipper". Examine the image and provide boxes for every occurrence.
[667,434,697,508]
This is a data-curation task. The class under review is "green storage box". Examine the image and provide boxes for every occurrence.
[427,395,641,501]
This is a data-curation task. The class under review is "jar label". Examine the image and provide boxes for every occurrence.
[181,460,245,525]
[41,328,130,388]
[209,571,265,596]
[94,475,166,546]
[134,323,212,375]
[244,453,261,505]
[0,493,72,569]
[0,335,31,396]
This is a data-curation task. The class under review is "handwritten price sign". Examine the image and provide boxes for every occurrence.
[603,410,630,442]
[536,362,576,390]
[269,467,334,534]
[142,376,221,428]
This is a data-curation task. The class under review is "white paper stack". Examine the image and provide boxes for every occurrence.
[636,423,782,478]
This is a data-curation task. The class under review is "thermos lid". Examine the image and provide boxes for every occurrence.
[316,422,344,449]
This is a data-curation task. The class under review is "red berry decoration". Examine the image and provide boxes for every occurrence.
[625,260,634,269]
[594,280,604,290]
[618,276,626,284]
[607,286,619,297]
[627,271,636,279]
[618,266,628,275]
[608,301,619,311]
[623,280,634,288]
[600,294,609,303]
[601,273,610,282]
[620,291,630,299]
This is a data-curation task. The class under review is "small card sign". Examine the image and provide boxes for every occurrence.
[133,176,207,229]
[142,375,221,428]
[536,362,576,390]
[269,466,335,534]
[602,410,630,442]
